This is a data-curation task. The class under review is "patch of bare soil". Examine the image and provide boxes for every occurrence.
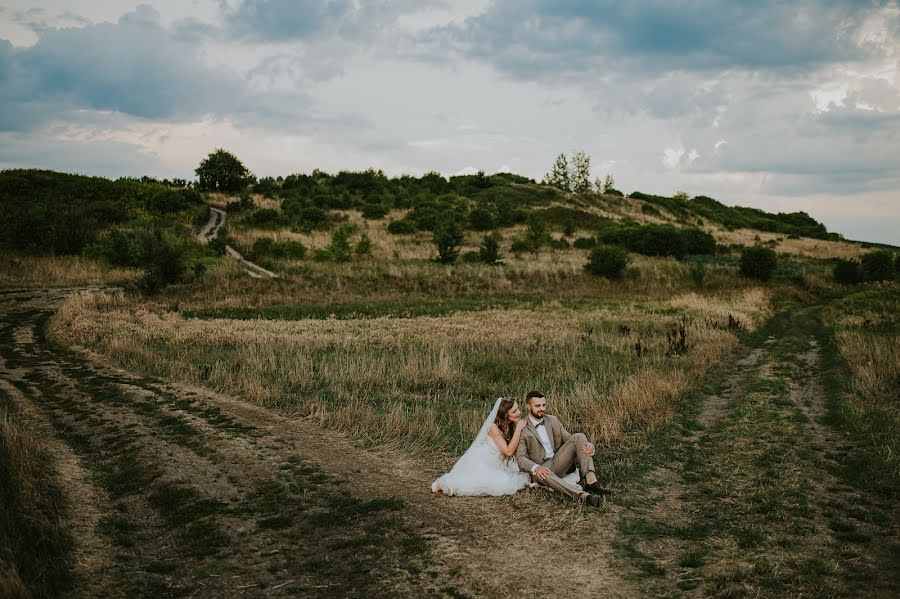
[0,291,637,598]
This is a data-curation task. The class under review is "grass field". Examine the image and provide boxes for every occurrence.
[3,179,898,597]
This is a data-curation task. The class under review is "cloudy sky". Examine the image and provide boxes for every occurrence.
[1,1,898,244]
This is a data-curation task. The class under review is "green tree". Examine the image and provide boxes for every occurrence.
[544,153,570,191]
[833,259,863,285]
[195,148,252,192]
[860,250,895,282]
[740,246,778,281]
[585,244,629,279]
[434,219,464,264]
[602,174,615,194]
[570,150,592,193]
[478,233,502,265]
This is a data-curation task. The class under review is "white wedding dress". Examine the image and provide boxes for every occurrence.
[431,399,530,496]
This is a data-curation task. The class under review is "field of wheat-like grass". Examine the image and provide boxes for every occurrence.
[0,255,141,289]
[50,286,771,458]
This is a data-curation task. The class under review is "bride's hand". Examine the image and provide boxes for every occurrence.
[515,419,527,432]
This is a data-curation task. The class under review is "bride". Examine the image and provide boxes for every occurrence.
[431,397,530,496]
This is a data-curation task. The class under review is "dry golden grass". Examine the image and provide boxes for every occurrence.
[822,285,899,478]
[711,228,866,259]
[0,399,73,598]
[50,287,771,456]
[0,255,141,289]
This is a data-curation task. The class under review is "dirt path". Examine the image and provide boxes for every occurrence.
[614,309,899,597]
[1,290,635,598]
[197,207,278,279]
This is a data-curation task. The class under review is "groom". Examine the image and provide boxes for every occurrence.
[516,391,612,506]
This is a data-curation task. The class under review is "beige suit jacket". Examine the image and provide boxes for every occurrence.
[515,414,571,474]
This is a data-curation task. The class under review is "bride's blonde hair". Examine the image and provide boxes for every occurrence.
[493,397,516,442]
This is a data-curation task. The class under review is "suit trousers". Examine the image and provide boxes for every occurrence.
[535,433,596,500]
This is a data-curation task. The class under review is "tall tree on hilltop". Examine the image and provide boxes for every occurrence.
[195,148,253,192]
[543,153,571,191]
[570,150,592,193]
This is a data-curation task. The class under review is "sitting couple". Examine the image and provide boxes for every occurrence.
[431,391,612,507]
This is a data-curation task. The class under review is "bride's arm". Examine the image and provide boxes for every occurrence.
[487,423,525,458]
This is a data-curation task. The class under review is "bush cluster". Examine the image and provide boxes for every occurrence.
[585,244,629,279]
[739,246,778,281]
[598,224,716,259]
[833,251,898,284]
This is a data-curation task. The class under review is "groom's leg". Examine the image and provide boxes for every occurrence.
[535,460,583,500]
[549,433,596,480]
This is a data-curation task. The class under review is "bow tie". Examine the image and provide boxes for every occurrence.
[533,420,544,427]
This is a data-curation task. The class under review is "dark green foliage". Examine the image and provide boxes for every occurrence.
[585,244,629,279]
[281,199,330,231]
[531,206,610,231]
[387,219,416,235]
[468,206,497,231]
[408,193,469,231]
[225,190,254,213]
[860,250,896,282]
[195,148,252,192]
[361,202,389,220]
[355,233,373,256]
[138,230,191,293]
[478,233,502,265]
[597,223,717,259]
[740,246,778,281]
[315,225,355,262]
[689,195,832,239]
[833,259,863,285]
[245,208,283,227]
[147,188,203,214]
[681,228,717,255]
[207,233,227,256]
[0,169,148,255]
[573,236,596,249]
[251,238,307,260]
[605,188,625,197]
[433,219,464,264]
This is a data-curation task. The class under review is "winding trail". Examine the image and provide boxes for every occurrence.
[197,206,278,279]
[0,289,634,598]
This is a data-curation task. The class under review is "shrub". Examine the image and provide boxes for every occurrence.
[433,219,464,264]
[207,233,227,256]
[573,236,596,250]
[468,206,496,231]
[478,233,501,265]
[681,228,717,255]
[252,238,307,260]
[320,225,354,262]
[740,246,778,281]
[246,208,282,227]
[355,233,373,256]
[585,244,629,279]
[860,250,895,282]
[147,188,202,214]
[387,219,416,235]
[361,202,389,220]
[833,259,863,285]
[137,230,190,293]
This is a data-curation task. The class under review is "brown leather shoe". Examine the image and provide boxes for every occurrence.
[582,479,613,495]
[587,494,603,507]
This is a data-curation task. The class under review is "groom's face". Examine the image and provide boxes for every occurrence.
[528,397,546,419]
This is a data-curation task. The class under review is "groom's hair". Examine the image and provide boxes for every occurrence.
[525,391,545,404]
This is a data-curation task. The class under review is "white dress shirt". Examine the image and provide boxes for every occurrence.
[529,416,554,474]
